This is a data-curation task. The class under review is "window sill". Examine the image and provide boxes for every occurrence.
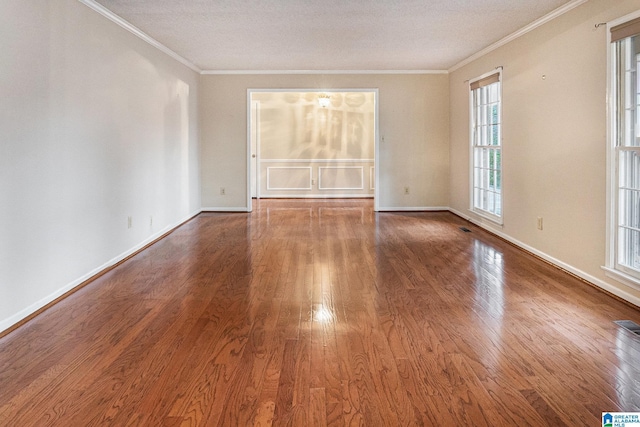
[469,209,504,227]
[602,266,640,292]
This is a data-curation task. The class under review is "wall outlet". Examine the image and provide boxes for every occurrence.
[127,216,132,229]
[312,179,316,185]
[537,217,543,230]
[150,216,153,227]
[404,186,410,195]
[220,187,226,195]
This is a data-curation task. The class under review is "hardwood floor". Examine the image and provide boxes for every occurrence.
[1,199,640,426]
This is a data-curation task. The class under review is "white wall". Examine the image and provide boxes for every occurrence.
[0,0,201,332]
[449,0,640,305]
[200,74,450,210]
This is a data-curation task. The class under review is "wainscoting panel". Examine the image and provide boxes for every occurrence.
[260,159,374,198]
[266,166,312,191]
[318,166,364,190]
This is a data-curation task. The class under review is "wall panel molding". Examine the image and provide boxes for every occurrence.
[261,159,374,163]
[318,166,364,190]
[266,166,313,190]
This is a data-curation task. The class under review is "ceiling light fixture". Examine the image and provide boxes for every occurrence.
[317,93,331,108]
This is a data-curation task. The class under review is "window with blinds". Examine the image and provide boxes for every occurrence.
[610,16,640,281]
[470,71,502,223]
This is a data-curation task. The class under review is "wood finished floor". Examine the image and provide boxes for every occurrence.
[1,199,640,426]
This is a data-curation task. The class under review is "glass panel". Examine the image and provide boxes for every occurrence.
[618,36,639,147]
[619,188,629,227]
[481,123,487,147]
[613,33,640,276]
[619,228,640,270]
[488,190,495,213]
[474,166,482,186]
[471,78,501,218]
[627,191,640,228]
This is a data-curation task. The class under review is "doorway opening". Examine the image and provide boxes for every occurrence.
[247,89,379,211]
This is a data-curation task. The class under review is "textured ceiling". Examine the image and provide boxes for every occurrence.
[94,0,574,71]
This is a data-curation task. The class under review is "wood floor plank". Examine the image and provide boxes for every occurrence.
[1,199,640,426]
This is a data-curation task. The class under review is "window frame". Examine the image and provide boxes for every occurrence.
[604,10,640,290]
[469,69,503,225]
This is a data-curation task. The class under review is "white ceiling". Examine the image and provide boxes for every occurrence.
[93,0,576,72]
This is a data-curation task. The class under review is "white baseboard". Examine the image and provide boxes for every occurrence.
[377,206,449,212]
[0,209,202,335]
[201,206,251,212]
[449,208,640,308]
[258,195,373,199]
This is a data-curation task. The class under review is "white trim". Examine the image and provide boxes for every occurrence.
[370,166,375,191]
[374,89,380,212]
[377,206,449,212]
[469,69,503,224]
[203,70,447,75]
[603,267,640,293]
[469,208,504,227]
[254,100,261,201]
[261,159,374,163]
[604,10,640,288]
[259,194,373,199]
[248,88,379,207]
[266,166,313,191]
[0,209,202,334]
[249,88,377,93]
[246,92,253,210]
[318,166,364,190]
[608,9,640,28]
[449,208,640,308]
[201,207,252,212]
[77,0,201,73]
[449,0,588,72]
[257,102,261,202]
[605,20,616,272]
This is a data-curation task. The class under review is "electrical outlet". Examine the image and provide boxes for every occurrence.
[150,216,153,227]
[220,187,226,195]
[537,217,543,230]
[404,186,410,195]
[127,216,132,229]
[312,179,316,185]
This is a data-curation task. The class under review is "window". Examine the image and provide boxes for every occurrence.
[470,71,502,223]
[608,15,640,286]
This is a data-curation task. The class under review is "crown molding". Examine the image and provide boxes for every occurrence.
[78,0,202,73]
[448,0,589,72]
[201,69,448,75]
[78,0,586,78]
